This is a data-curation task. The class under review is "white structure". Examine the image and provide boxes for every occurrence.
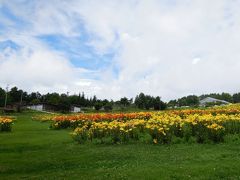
[200,97,229,106]
[71,106,81,113]
[27,104,44,111]
[27,104,81,113]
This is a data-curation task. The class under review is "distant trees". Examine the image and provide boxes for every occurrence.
[0,88,5,107]
[58,94,71,113]
[168,93,236,108]
[221,93,233,103]
[103,102,113,111]
[94,99,113,111]
[120,97,131,107]
[2,85,240,112]
[8,87,22,103]
[179,95,199,107]
[168,100,177,108]
[134,93,167,110]
[94,101,103,111]
[0,87,167,111]
[44,93,60,105]
[153,96,167,110]
[233,93,240,103]
[168,95,199,108]
[134,93,145,109]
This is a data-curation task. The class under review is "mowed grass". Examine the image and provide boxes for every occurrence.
[0,112,240,179]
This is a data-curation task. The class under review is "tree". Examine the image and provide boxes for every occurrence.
[9,87,22,103]
[185,95,199,106]
[145,95,153,110]
[159,100,167,110]
[28,92,42,103]
[79,92,86,106]
[233,93,240,103]
[104,102,113,111]
[168,100,177,108]
[153,96,167,110]
[135,93,146,109]
[31,99,40,104]
[0,87,5,107]
[178,97,187,106]
[94,101,103,111]
[92,95,97,104]
[58,94,71,113]
[45,93,60,105]
[120,97,130,107]
[69,95,79,105]
[134,93,166,110]
[176,95,199,107]
[221,93,233,103]
[153,96,161,110]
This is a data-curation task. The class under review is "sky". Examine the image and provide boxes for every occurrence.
[0,0,240,101]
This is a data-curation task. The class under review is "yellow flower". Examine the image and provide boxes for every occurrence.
[153,138,158,144]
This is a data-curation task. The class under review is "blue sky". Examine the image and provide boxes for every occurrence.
[38,34,115,71]
[0,2,114,71]
[1,0,240,100]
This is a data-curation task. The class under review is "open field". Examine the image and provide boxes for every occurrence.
[0,111,240,179]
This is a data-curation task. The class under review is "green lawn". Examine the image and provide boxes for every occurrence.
[0,112,240,179]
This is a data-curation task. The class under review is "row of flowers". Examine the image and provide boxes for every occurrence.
[38,104,240,128]
[170,104,240,117]
[0,116,14,132]
[71,113,240,144]
[33,104,240,144]
[46,112,152,129]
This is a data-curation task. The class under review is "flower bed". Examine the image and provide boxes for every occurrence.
[0,117,14,132]
[33,104,240,144]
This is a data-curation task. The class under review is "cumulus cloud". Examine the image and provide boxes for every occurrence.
[1,0,240,100]
[192,57,201,65]
[0,44,99,95]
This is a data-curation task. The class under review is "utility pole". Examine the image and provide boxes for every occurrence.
[4,85,9,108]
[18,90,23,113]
[20,91,23,105]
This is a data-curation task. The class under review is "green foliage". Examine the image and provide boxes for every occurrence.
[205,101,222,107]
[120,97,131,107]
[103,102,113,111]
[31,98,40,105]
[134,93,166,110]
[94,101,103,111]
[170,95,199,107]
[233,93,240,103]
[0,87,5,107]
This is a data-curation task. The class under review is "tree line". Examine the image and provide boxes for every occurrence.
[168,92,240,107]
[0,86,166,112]
[1,86,240,112]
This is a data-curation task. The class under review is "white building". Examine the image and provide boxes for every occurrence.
[200,97,229,106]
[71,106,81,113]
[27,104,82,113]
[27,104,44,111]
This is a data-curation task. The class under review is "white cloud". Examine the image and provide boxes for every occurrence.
[0,42,101,97]
[192,57,201,65]
[1,0,240,100]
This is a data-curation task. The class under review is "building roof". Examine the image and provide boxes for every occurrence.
[200,97,229,104]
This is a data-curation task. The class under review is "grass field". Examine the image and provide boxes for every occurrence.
[1,111,240,179]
